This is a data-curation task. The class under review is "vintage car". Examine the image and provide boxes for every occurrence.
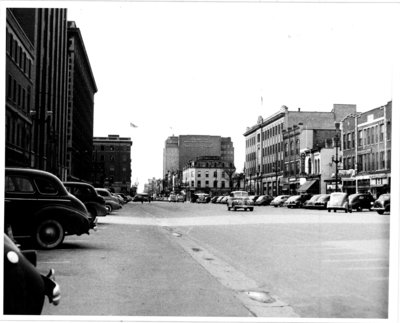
[313,194,331,209]
[348,193,375,211]
[270,195,290,207]
[327,192,352,213]
[303,194,321,208]
[254,195,274,206]
[63,182,108,218]
[371,193,390,214]
[3,234,61,314]
[195,193,210,203]
[227,191,254,211]
[96,188,123,211]
[5,168,94,249]
[284,194,312,208]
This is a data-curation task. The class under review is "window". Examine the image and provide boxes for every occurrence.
[213,171,217,177]
[5,176,34,193]
[358,130,362,146]
[205,181,209,186]
[197,180,201,187]
[343,135,346,150]
[213,180,218,188]
[197,172,201,177]
[380,151,385,168]
[35,178,58,195]
[380,124,384,141]
[347,133,351,149]
[387,121,391,140]
[351,132,355,148]
[367,128,370,145]
[221,181,225,188]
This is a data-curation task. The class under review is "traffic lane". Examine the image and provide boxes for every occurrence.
[171,219,389,318]
[37,220,252,316]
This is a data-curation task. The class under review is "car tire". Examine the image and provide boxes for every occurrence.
[227,206,231,211]
[105,204,112,213]
[249,208,254,212]
[378,210,384,215]
[328,209,331,212]
[35,219,65,249]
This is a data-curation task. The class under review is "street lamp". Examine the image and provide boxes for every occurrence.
[332,122,342,192]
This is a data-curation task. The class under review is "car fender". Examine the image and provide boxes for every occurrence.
[34,205,90,235]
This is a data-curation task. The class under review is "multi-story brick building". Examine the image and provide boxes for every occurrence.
[92,135,132,193]
[66,21,97,182]
[341,101,391,198]
[244,104,356,196]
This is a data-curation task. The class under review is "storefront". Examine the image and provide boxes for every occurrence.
[370,173,390,198]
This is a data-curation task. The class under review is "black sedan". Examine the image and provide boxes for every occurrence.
[5,168,95,249]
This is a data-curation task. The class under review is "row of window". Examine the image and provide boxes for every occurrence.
[6,74,32,113]
[246,123,284,148]
[93,154,130,162]
[343,150,391,172]
[6,115,31,150]
[343,122,390,150]
[96,145,130,152]
[189,180,227,189]
[6,30,33,78]
[246,138,299,161]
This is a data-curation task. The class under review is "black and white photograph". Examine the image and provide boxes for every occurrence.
[2,0,399,321]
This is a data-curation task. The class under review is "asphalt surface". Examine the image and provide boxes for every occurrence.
[37,201,391,319]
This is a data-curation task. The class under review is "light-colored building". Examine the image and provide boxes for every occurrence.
[182,156,235,198]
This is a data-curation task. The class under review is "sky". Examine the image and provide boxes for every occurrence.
[14,1,400,191]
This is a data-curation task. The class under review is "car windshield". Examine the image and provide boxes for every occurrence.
[287,196,299,202]
[232,191,248,198]
[308,195,321,202]
[256,196,265,202]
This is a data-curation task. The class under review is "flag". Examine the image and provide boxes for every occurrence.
[130,122,138,128]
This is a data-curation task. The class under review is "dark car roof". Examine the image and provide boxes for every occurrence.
[63,182,94,187]
[6,167,60,179]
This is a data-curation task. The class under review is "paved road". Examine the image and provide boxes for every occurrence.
[38,201,390,318]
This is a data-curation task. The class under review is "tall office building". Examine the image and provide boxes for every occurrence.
[163,135,235,177]
[66,21,97,182]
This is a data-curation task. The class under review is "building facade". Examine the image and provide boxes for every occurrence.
[92,135,132,193]
[341,101,391,198]
[5,9,36,168]
[66,21,97,182]
[244,105,356,196]
[163,134,235,176]
[182,156,234,198]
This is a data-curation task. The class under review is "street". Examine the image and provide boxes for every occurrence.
[38,201,390,318]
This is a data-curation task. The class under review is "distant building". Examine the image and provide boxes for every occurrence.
[244,104,356,196]
[92,135,132,193]
[163,134,235,177]
[341,101,391,198]
[182,156,235,198]
[66,21,97,182]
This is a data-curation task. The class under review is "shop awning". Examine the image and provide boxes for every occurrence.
[298,180,318,193]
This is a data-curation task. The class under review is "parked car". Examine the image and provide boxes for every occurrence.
[195,193,210,203]
[270,195,290,207]
[176,194,186,202]
[117,193,131,203]
[327,192,352,213]
[168,194,178,202]
[303,194,321,208]
[227,191,254,211]
[63,182,108,218]
[5,168,94,249]
[210,196,220,203]
[254,195,274,206]
[220,196,230,204]
[313,194,331,209]
[216,196,225,203]
[284,194,311,208]
[348,193,375,211]
[95,188,122,212]
[3,234,61,314]
[371,193,390,215]
[133,193,151,202]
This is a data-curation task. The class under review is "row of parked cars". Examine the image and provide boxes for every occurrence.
[204,189,390,214]
[4,167,130,315]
